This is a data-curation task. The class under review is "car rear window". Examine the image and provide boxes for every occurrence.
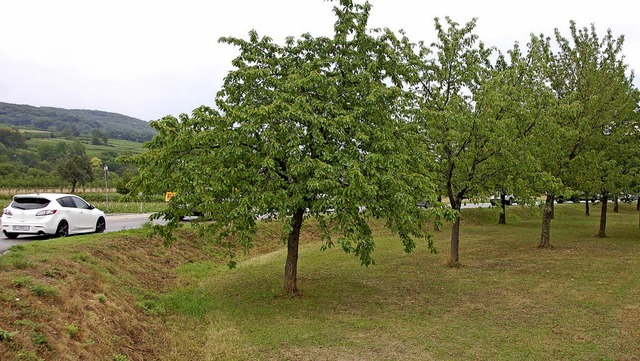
[57,197,76,208]
[11,197,51,210]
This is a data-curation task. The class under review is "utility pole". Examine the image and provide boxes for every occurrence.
[104,164,109,212]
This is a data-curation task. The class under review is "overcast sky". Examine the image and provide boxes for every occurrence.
[1,0,638,121]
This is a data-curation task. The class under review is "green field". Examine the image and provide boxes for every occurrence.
[25,135,145,158]
[0,192,166,214]
[162,204,640,360]
[0,204,638,360]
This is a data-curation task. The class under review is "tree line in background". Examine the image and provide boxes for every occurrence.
[130,0,639,295]
[0,125,137,193]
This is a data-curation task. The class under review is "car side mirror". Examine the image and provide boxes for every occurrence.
[88,204,95,210]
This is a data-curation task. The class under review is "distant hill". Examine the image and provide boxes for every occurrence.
[0,102,156,142]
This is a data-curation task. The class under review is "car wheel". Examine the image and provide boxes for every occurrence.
[95,217,106,233]
[4,232,18,239]
[55,220,69,238]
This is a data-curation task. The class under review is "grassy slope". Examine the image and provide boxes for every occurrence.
[0,228,222,361]
[0,204,638,360]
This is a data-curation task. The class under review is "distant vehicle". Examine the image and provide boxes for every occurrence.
[179,206,205,221]
[1,193,106,239]
[620,193,638,203]
[489,194,516,206]
[556,194,598,204]
[166,192,205,221]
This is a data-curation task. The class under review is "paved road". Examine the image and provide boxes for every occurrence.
[103,213,166,232]
[0,213,165,254]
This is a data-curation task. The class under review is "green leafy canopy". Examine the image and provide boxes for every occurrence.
[130,0,443,267]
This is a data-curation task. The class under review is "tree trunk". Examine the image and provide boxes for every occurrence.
[71,180,77,194]
[284,207,305,295]
[449,216,461,267]
[585,199,590,216]
[636,197,639,211]
[550,195,555,219]
[613,196,619,213]
[598,193,609,238]
[499,193,506,225]
[539,194,554,248]
[447,192,461,267]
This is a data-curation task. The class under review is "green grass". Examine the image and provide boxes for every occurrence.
[0,203,637,360]
[86,138,144,156]
[20,128,51,138]
[75,192,167,214]
[161,204,640,360]
[25,136,144,157]
[0,227,220,360]
[92,200,166,214]
[0,191,167,214]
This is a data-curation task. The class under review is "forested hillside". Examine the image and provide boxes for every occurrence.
[0,125,143,191]
[0,102,155,142]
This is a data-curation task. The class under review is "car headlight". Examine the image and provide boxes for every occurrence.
[36,210,57,216]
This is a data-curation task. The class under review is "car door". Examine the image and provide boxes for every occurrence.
[56,196,79,233]
[70,196,95,232]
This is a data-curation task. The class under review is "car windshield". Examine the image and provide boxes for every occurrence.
[11,197,51,210]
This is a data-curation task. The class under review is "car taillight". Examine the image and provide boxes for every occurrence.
[36,209,57,216]
[2,208,11,216]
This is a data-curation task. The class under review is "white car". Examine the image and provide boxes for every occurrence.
[489,194,516,206]
[1,193,106,239]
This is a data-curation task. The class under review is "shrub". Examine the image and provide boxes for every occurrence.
[29,284,59,297]
[12,276,32,288]
[42,268,62,278]
[30,331,52,350]
[65,323,79,338]
[0,327,18,341]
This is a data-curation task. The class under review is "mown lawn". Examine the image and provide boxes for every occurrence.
[0,203,637,360]
[162,203,640,360]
